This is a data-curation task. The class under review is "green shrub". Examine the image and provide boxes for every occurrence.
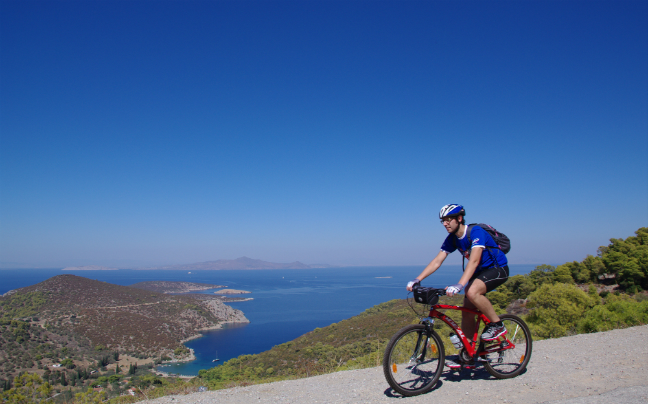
[578,295,648,333]
[487,290,513,310]
[526,283,597,338]
[60,358,75,369]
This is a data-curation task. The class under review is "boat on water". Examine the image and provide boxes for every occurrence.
[212,359,220,362]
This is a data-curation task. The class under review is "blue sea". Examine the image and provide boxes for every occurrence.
[0,265,536,376]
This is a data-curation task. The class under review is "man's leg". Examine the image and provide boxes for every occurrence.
[461,295,478,342]
[464,279,500,323]
[466,268,509,341]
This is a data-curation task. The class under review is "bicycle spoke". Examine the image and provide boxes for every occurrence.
[482,315,532,379]
[383,325,444,396]
[511,324,520,341]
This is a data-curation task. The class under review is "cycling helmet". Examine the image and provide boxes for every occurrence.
[439,204,465,219]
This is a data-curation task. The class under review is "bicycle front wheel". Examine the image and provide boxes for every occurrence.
[482,314,532,379]
[383,324,445,397]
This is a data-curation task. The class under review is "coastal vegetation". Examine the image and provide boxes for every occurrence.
[0,278,247,402]
[1,228,646,403]
[487,227,648,338]
[0,359,202,404]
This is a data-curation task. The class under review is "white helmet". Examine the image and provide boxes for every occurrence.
[439,204,465,219]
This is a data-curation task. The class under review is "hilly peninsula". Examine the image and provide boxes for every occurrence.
[139,256,331,271]
[0,275,248,382]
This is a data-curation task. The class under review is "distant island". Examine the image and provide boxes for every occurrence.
[130,281,225,294]
[62,265,119,271]
[138,256,335,271]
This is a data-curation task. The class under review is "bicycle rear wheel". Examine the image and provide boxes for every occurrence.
[383,324,445,397]
[482,314,532,379]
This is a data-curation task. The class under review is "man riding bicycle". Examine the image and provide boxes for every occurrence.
[406,204,509,350]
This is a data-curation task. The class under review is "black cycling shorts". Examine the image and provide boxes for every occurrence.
[469,265,509,293]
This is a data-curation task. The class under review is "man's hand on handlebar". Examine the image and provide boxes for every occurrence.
[445,283,464,296]
[406,279,421,291]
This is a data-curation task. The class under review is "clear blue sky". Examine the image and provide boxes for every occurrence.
[1,0,646,269]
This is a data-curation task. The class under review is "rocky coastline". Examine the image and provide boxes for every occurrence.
[213,289,251,295]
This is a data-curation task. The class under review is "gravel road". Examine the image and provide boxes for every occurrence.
[146,324,648,404]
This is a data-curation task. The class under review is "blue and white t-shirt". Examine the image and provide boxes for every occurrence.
[441,225,508,270]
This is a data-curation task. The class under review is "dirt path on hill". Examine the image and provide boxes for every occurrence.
[144,324,648,404]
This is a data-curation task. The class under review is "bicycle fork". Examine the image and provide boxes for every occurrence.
[409,319,435,365]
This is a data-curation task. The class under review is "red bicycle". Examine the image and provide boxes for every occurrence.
[383,287,532,396]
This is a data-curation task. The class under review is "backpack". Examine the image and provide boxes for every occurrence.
[467,223,510,254]
[453,223,510,269]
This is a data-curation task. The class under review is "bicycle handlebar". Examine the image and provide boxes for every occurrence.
[412,286,446,295]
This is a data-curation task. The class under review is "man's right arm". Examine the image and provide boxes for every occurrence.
[407,250,448,291]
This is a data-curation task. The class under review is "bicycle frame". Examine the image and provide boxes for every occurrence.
[424,304,516,359]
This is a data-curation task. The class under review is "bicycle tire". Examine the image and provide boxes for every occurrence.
[383,324,445,396]
[482,314,532,379]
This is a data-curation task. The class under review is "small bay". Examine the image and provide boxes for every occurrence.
[0,264,536,376]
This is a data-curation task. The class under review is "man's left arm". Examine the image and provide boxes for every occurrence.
[446,247,483,296]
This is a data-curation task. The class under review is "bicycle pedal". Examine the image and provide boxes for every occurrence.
[446,361,476,370]
[445,361,461,370]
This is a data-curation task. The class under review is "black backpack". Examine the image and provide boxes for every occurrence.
[453,223,510,269]
[467,223,510,254]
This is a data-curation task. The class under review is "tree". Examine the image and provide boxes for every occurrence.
[557,261,587,283]
[526,264,556,287]
[0,373,52,403]
[74,389,106,404]
[553,265,574,284]
[97,355,110,368]
[600,228,648,291]
[0,378,11,391]
[582,255,605,282]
